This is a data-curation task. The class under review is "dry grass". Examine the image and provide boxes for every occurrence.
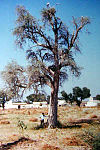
[90,114,98,118]
[62,136,87,146]
[0,120,10,124]
[29,117,38,122]
[0,106,99,149]
[42,144,61,150]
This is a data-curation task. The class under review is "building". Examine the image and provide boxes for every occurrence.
[5,100,28,109]
[85,97,100,107]
[1,100,48,109]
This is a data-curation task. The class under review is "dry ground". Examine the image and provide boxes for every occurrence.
[0,106,100,150]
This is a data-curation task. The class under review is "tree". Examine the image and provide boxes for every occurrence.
[61,87,91,107]
[0,90,6,110]
[82,87,91,99]
[73,86,83,106]
[13,6,90,128]
[0,89,12,110]
[26,93,46,103]
[68,93,74,105]
[73,86,91,106]
[96,94,100,100]
[1,60,46,102]
[61,90,68,102]
[1,61,27,99]
[61,91,74,105]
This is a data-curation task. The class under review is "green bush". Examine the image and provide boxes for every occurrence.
[92,133,100,150]
[17,120,27,130]
[81,129,100,150]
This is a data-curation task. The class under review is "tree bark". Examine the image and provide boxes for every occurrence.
[48,73,59,128]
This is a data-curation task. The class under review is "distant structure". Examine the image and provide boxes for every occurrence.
[85,97,100,107]
[1,100,48,109]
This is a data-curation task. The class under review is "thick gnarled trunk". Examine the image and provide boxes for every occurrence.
[48,73,59,128]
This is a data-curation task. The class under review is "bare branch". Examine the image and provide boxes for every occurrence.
[69,16,90,49]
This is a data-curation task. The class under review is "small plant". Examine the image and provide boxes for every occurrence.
[92,133,100,150]
[81,129,100,150]
[17,120,27,130]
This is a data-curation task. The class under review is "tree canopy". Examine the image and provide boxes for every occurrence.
[73,86,91,106]
[61,86,91,106]
[1,61,26,99]
[1,5,90,128]
[96,94,100,100]
[26,93,46,103]
[13,6,90,88]
[0,89,11,109]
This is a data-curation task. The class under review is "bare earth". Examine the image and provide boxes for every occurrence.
[0,106,100,150]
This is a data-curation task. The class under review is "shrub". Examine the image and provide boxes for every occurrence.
[17,120,27,130]
[81,129,100,150]
[92,133,100,150]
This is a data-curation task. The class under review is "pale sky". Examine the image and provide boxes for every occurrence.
[0,0,100,97]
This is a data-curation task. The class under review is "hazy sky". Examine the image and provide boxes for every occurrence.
[0,0,100,97]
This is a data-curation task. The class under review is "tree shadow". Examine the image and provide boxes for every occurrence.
[57,121,82,129]
[57,117,100,129]
[33,122,48,130]
[0,137,34,150]
[33,121,82,130]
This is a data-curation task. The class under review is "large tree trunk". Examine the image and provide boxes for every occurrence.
[48,27,59,128]
[48,73,59,128]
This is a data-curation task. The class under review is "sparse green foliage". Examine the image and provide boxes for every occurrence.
[26,93,46,103]
[61,91,75,105]
[73,87,83,99]
[68,93,74,105]
[73,86,91,106]
[61,86,91,106]
[82,129,100,150]
[0,90,8,110]
[73,87,83,107]
[92,133,100,150]
[82,87,91,99]
[61,91,68,102]
[17,120,27,130]
[96,94,100,100]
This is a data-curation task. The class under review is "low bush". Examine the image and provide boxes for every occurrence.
[17,120,27,130]
[92,133,100,150]
[81,129,100,150]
